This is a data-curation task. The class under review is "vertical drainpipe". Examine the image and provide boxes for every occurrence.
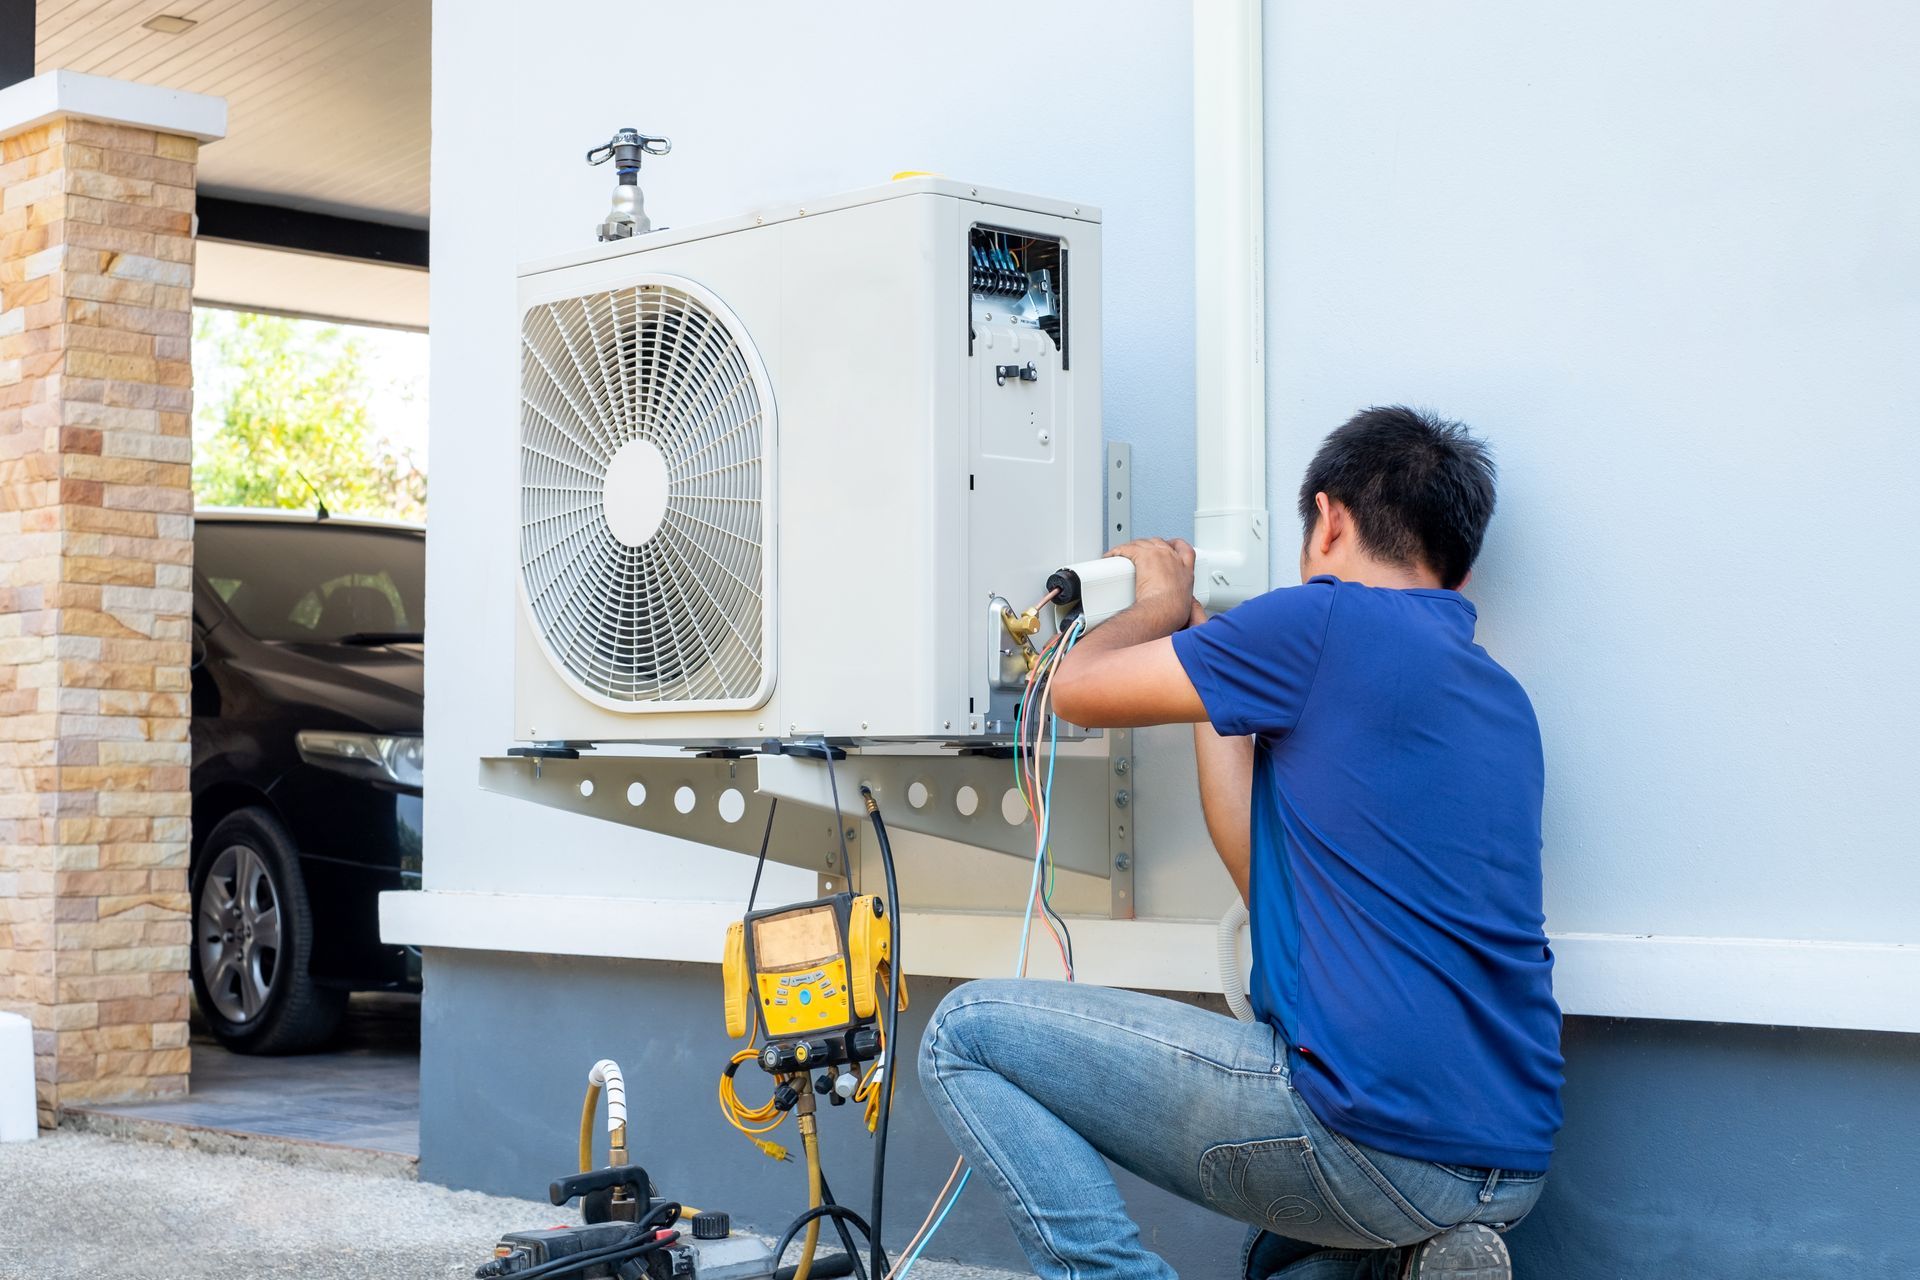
[1191,0,1270,611]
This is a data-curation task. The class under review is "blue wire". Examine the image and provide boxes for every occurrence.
[892,1168,972,1279]
[899,618,1083,1279]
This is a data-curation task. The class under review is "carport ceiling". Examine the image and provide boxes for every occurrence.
[35,0,429,229]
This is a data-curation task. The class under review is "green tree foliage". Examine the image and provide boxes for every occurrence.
[192,310,427,521]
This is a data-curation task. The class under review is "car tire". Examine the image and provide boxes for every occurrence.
[190,806,346,1054]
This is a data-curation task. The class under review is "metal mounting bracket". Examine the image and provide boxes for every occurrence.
[476,745,1117,882]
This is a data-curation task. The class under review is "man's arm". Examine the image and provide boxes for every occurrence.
[1049,539,1209,728]
[1049,543,1253,897]
[1195,718,1255,903]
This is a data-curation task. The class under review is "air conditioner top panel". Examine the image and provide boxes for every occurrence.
[517,177,1101,281]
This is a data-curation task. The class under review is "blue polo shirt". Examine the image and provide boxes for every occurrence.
[1172,576,1562,1171]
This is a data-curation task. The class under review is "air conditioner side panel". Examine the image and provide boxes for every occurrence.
[773,196,959,739]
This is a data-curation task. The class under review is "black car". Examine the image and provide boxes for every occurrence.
[189,510,425,1052]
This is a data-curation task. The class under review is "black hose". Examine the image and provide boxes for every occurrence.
[817,1171,871,1280]
[771,1205,875,1280]
[775,1251,858,1280]
[859,787,902,1280]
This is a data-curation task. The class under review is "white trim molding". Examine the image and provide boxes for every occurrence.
[1548,932,1919,1035]
[0,70,227,144]
[381,891,1919,1034]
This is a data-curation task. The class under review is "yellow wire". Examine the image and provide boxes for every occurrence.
[852,969,898,1132]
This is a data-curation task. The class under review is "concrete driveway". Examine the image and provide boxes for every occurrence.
[0,1131,1022,1280]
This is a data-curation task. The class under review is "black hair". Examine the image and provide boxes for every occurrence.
[1297,406,1496,590]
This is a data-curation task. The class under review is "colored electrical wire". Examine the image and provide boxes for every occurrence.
[889,615,1085,1280]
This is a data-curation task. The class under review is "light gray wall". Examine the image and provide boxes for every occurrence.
[430,0,1920,966]
[1260,0,1920,943]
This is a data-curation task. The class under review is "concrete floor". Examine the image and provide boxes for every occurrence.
[64,993,422,1159]
[0,1130,1025,1280]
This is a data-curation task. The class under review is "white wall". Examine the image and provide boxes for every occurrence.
[425,2,1228,916]
[426,1,1918,998]
[1262,0,1920,944]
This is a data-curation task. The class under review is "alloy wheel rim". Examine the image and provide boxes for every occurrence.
[197,843,282,1024]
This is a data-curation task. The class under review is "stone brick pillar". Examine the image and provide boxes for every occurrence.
[0,73,224,1127]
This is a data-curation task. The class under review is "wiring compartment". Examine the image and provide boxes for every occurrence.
[967,225,1067,368]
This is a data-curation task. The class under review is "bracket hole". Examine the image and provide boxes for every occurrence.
[626,782,646,807]
[578,779,595,798]
[907,780,931,810]
[674,785,697,815]
[955,785,979,817]
[1001,788,1027,825]
[718,788,746,824]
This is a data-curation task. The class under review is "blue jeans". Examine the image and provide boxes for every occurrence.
[919,980,1544,1280]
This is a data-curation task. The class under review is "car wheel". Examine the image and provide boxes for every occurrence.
[190,806,346,1054]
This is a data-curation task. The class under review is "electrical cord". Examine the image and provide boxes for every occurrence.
[748,796,779,912]
[491,1201,682,1280]
[486,1233,676,1280]
[818,737,849,873]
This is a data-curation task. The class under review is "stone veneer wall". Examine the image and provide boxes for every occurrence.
[0,114,199,1126]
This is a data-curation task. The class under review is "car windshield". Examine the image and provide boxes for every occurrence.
[196,520,426,644]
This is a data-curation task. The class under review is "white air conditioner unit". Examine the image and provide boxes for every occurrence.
[513,178,1102,745]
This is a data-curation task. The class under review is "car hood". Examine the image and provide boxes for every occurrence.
[245,639,423,731]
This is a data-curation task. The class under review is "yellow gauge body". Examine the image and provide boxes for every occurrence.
[724,892,904,1042]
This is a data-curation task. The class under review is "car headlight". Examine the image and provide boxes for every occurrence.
[296,730,425,789]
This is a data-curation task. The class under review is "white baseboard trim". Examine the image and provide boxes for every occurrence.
[380,890,1919,1034]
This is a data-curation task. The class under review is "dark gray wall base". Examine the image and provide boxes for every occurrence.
[1509,1016,1919,1276]
[421,949,1920,1277]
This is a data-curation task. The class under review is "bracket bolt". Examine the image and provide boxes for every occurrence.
[1114,852,1131,871]
[1113,789,1131,809]
[844,827,857,844]
[1113,757,1130,776]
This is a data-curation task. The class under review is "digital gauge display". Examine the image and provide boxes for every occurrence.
[752,905,840,973]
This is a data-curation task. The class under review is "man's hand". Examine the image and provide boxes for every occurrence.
[1108,537,1197,639]
[1048,537,1209,729]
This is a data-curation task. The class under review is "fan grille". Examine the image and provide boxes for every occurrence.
[519,279,772,708]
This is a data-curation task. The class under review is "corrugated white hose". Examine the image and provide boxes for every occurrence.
[589,1058,627,1133]
[581,1058,629,1175]
[1218,899,1255,1022]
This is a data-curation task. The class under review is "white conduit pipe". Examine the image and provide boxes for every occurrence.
[1192,0,1271,611]
[1218,899,1255,1022]
[588,1058,627,1133]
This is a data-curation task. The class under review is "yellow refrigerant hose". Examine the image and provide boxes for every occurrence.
[793,1116,823,1280]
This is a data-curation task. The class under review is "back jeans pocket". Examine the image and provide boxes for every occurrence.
[1199,1138,1397,1251]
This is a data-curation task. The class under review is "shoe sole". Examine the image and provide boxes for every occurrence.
[1407,1223,1511,1280]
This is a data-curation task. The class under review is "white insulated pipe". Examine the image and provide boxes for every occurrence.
[1191,0,1271,611]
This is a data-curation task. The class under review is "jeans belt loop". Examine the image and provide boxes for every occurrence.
[1478,1169,1502,1204]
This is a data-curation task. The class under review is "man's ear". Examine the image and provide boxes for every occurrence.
[1313,492,1341,556]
